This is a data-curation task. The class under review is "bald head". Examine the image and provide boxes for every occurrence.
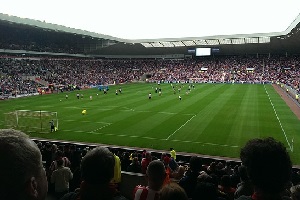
[0,129,48,200]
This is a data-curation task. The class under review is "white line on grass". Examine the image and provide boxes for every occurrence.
[122,107,135,111]
[63,119,76,122]
[158,112,176,115]
[60,130,238,148]
[64,106,115,111]
[120,110,134,112]
[61,119,111,124]
[64,130,85,133]
[90,123,112,132]
[183,113,196,116]
[64,106,81,109]
[95,122,111,124]
[88,131,239,148]
[264,85,293,152]
[166,115,196,140]
[84,121,111,124]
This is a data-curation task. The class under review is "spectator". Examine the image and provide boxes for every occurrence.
[170,148,176,161]
[218,175,235,200]
[230,165,241,189]
[141,152,152,174]
[169,156,179,172]
[179,156,203,198]
[193,181,226,200]
[162,154,172,185]
[159,183,188,200]
[49,149,71,193]
[196,170,231,200]
[127,157,142,173]
[290,185,300,200]
[223,161,234,176]
[0,129,48,200]
[111,150,122,191]
[234,165,254,199]
[133,160,166,200]
[121,152,131,171]
[51,159,73,199]
[236,137,292,200]
[49,150,71,174]
[61,146,115,200]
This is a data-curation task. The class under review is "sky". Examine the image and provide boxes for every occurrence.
[0,0,300,40]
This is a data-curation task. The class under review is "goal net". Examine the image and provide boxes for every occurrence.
[4,110,58,133]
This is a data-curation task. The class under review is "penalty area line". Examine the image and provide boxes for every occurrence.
[91,123,112,133]
[88,132,239,148]
[61,119,111,124]
[59,130,239,148]
[166,115,196,140]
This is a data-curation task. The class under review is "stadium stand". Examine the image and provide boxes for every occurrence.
[2,12,300,200]
[1,55,300,100]
[27,139,299,200]
[1,54,300,200]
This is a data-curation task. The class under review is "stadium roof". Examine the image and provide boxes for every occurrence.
[1,1,300,56]
[1,0,300,40]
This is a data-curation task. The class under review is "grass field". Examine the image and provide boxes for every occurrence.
[1,83,300,165]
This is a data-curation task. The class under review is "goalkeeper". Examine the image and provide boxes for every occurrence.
[49,120,55,132]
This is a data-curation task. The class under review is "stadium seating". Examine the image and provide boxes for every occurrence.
[32,139,300,200]
[1,55,300,99]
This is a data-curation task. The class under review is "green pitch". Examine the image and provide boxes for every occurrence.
[1,83,300,165]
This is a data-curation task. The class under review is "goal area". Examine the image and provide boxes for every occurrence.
[4,110,58,133]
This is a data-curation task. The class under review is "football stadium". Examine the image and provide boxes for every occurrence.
[1,1,300,199]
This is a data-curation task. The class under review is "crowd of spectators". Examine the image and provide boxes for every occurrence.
[1,55,300,98]
[1,129,300,200]
[22,139,300,200]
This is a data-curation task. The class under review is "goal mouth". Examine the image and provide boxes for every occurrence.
[4,110,58,134]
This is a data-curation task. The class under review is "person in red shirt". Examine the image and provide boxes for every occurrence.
[133,160,166,200]
[218,175,236,200]
[141,152,152,174]
[162,154,172,186]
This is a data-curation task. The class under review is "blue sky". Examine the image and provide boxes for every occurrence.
[1,0,299,39]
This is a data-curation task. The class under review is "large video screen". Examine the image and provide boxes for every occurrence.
[196,48,211,56]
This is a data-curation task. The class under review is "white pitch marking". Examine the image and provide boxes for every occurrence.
[264,85,293,152]
[158,112,176,115]
[61,119,111,125]
[166,115,196,140]
[61,130,239,148]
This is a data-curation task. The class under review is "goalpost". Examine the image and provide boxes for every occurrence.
[4,110,58,133]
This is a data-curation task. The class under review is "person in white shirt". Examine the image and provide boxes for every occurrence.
[51,158,73,199]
